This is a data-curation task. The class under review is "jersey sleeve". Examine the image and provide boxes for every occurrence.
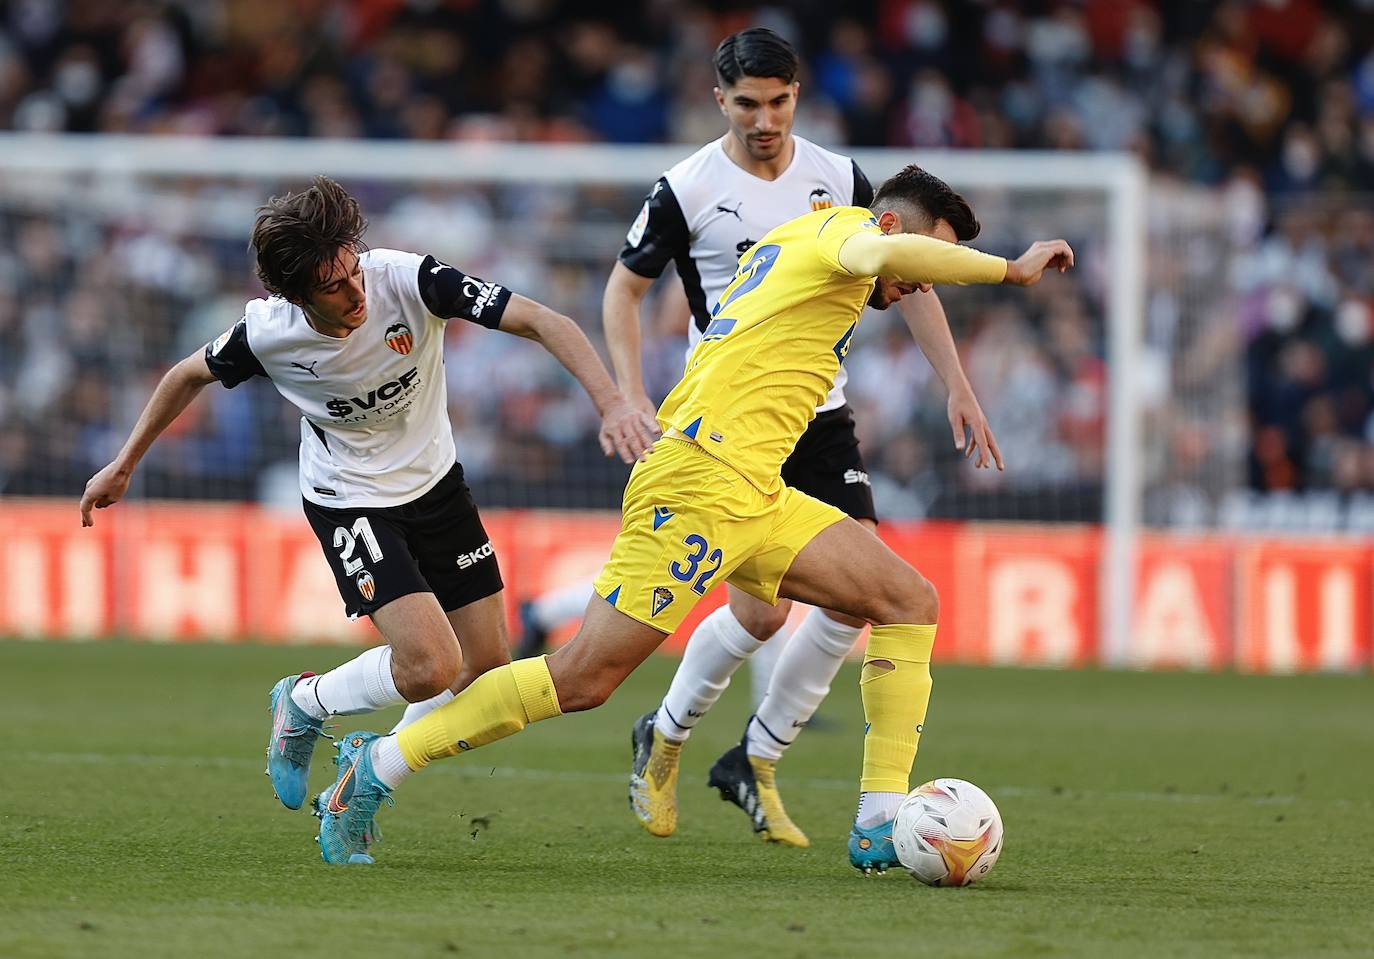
[851,160,874,208]
[204,317,266,388]
[618,176,689,279]
[416,254,511,329]
[814,207,883,274]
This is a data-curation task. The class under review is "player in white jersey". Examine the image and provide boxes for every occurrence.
[79,176,656,818]
[614,29,1004,847]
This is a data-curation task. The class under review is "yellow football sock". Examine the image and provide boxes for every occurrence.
[396,656,562,771]
[859,623,936,794]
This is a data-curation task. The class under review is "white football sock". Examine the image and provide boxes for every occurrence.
[748,623,792,710]
[291,645,404,719]
[390,687,455,733]
[747,609,864,761]
[856,791,906,828]
[370,734,415,789]
[531,578,596,631]
[655,605,775,742]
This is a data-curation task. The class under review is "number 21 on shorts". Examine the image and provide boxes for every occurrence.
[669,533,723,595]
[333,517,383,575]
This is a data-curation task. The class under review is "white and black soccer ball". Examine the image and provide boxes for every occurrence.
[893,778,1003,887]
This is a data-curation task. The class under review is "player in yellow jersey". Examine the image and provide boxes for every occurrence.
[311,164,1073,872]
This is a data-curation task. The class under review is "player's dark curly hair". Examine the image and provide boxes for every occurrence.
[873,165,981,241]
[714,27,799,87]
[251,175,368,303]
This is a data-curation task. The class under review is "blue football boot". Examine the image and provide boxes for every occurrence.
[313,731,393,865]
[848,819,900,875]
[265,673,326,810]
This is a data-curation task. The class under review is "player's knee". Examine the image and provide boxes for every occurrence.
[736,604,788,640]
[870,568,938,625]
[395,644,462,701]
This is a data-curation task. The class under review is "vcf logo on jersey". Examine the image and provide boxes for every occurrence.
[384,322,413,355]
[809,188,834,211]
[355,570,376,601]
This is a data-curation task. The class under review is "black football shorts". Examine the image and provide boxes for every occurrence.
[780,404,877,523]
[302,463,503,619]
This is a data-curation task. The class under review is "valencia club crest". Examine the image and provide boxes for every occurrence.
[384,322,414,355]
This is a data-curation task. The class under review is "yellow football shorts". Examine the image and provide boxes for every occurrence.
[593,437,846,633]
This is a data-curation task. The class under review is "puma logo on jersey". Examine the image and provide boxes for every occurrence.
[325,367,420,418]
[716,202,743,220]
[291,360,320,378]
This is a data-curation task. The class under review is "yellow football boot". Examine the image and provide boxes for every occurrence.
[708,742,810,848]
[629,711,682,837]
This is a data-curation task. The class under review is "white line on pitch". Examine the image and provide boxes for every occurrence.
[16,750,1356,808]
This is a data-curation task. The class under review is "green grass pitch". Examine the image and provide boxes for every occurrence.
[2,639,1371,958]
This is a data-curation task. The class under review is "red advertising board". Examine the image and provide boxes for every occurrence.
[1,499,1370,674]
[1235,539,1372,673]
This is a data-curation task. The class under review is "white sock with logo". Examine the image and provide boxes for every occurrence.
[390,688,455,733]
[655,605,775,742]
[856,791,906,828]
[370,734,415,789]
[291,644,404,719]
[531,578,596,631]
[747,609,864,761]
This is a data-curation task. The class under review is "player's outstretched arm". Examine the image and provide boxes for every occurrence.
[1002,239,1075,286]
[601,262,661,420]
[497,294,658,464]
[79,350,218,527]
[839,231,1008,286]
[898,291,1003,471]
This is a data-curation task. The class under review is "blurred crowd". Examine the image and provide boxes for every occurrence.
[1,0,1373,525]
[3,1,1372,185]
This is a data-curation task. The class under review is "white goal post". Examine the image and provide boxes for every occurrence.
[0,134,1147,665]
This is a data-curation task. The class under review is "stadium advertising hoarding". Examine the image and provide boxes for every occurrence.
[0,499,1368,674]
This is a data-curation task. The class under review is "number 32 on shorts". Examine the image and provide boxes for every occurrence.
[669,534,723,595]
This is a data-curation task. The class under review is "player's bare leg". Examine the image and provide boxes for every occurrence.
[389,591,512,733]
[267,591,462,810]
[777,517,940,873]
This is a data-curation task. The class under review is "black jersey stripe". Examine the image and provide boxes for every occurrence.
[677,250,713,334]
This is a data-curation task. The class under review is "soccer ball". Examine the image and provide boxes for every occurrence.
[892,778,1003,886]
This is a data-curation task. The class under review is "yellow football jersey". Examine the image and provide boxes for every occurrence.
[656,205,882,494]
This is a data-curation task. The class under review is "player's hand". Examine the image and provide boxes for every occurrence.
[947,384,1004,471]
[79,462,131,527]
[599,397,660,464]
[1004,240,1074,286]
[626,390,658,421]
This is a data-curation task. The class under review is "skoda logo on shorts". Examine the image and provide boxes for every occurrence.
[355,570,376,601]
[384,322,414,355]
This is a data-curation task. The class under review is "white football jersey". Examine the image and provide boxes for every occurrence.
[205,248,510,508]
[620,135,872,411]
